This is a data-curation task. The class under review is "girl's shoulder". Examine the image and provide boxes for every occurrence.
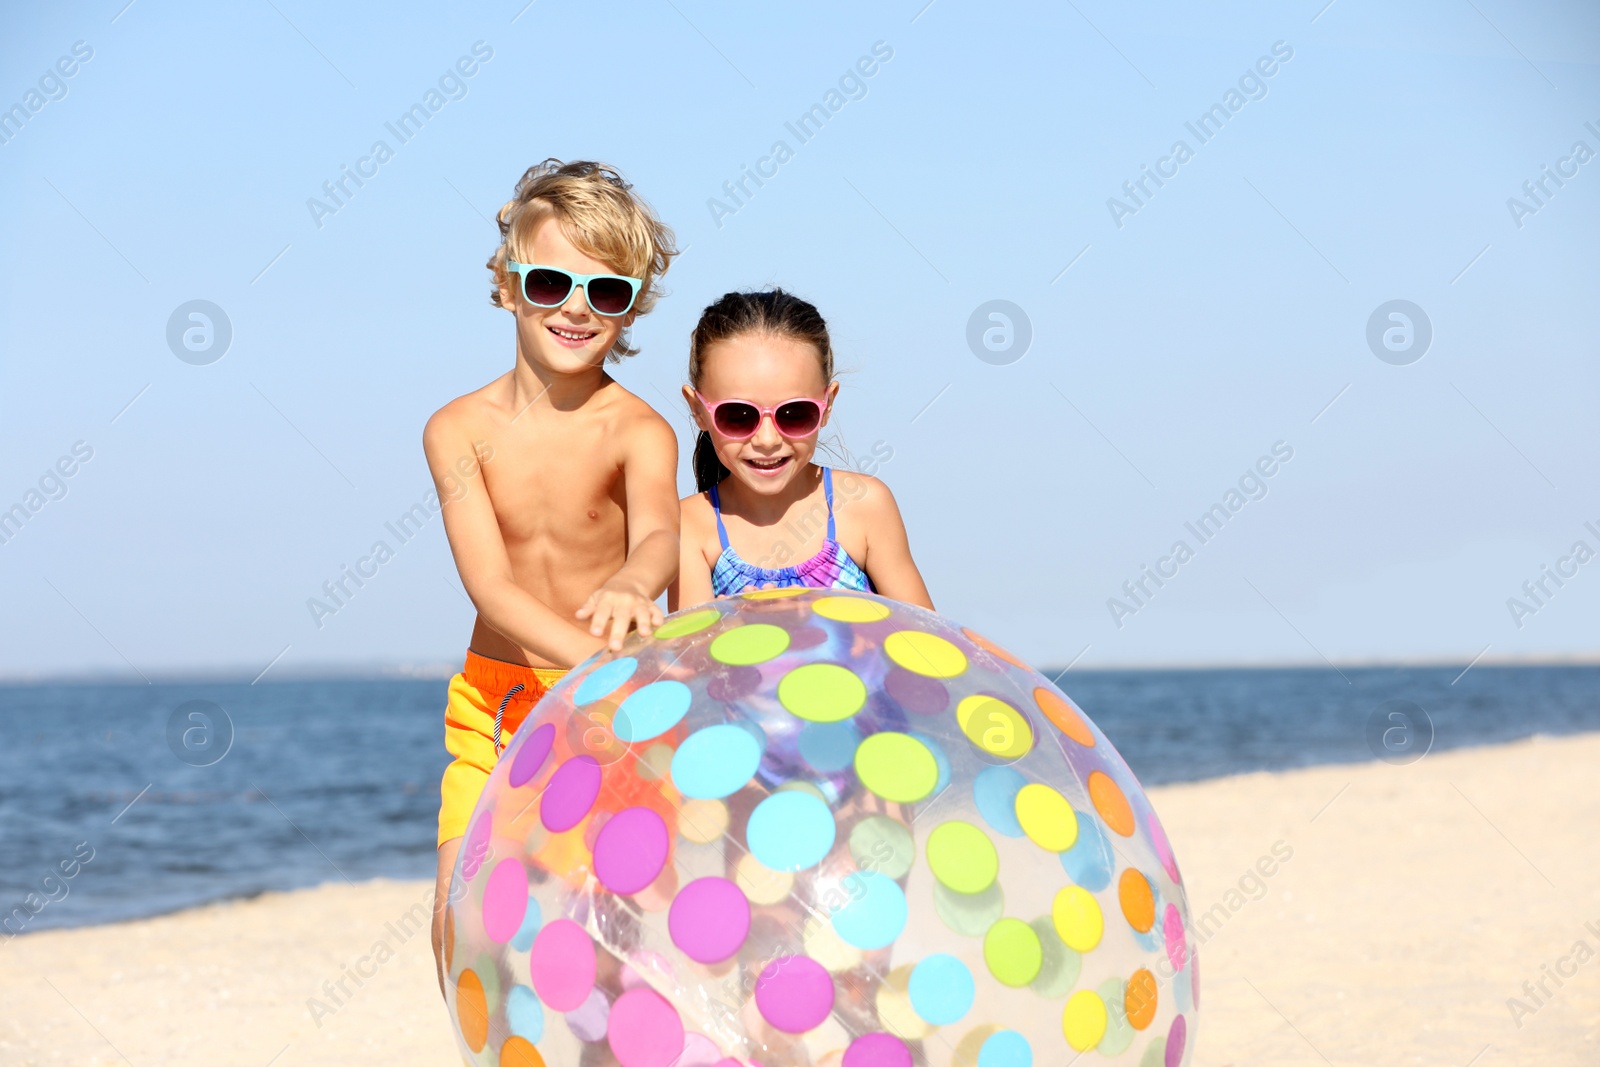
[829,467,896,515]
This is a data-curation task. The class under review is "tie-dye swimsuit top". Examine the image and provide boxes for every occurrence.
[709,466,874,596]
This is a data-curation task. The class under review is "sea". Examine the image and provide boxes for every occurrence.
[2,664,1596,935]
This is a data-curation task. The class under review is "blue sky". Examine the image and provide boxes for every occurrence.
[2,0,1597,679]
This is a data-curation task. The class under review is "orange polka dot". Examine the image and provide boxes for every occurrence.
[443,906,455,971]
[1035,688,1095,747]
[501,1036,546,1067]
[1089,770,1135,837]
[962,628,1028,669]
[455,969,489,1053]
[1125,969,1158,1030]
[1118,868,1155,933]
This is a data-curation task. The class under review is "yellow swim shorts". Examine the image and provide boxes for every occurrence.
[437,650,567,847]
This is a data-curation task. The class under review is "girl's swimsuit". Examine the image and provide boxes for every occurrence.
[709,466,874,596]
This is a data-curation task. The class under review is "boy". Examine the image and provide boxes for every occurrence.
[424,159,679,997]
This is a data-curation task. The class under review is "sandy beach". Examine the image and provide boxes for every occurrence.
[4,732,1596,1067]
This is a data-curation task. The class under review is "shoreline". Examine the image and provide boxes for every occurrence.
[3,733,1596,1065]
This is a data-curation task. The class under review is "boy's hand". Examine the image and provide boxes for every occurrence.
[577,577,664,652]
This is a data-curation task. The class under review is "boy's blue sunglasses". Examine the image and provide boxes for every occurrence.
[505,260,642,317]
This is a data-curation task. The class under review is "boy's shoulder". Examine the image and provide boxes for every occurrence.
[422,373,508,447]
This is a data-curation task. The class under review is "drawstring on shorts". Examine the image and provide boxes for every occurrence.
[491,683,525,756]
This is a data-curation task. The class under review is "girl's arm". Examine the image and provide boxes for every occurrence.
[854,477,934,610]
[669,493,717,612]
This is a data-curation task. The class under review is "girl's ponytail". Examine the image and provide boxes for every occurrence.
[686,289,833,494]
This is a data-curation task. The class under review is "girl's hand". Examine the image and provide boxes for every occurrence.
[577,578,665,652]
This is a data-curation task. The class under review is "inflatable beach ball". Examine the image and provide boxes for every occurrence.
[445,589,1196,1067]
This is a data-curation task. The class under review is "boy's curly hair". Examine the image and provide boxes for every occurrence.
[487,159,677,363]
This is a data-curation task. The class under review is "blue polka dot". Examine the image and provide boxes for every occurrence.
[747,791,836,872]
[831,870,907,949]
[574,657,637,705]
[973,765,1026,837]
[1060,808,1113,891]
[614,680,691,743]
[509,893,542,952]
[506,983,544,1042]
[799,720,860,772]
[908,954,974,1025]
[910,731,950,794]
[978,1030,1032,1067]
[672,724,763,799]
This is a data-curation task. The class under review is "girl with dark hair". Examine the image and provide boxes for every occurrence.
[668,289,933,610]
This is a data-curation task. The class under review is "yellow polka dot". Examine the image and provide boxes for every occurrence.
[813,596,892,622]
[779,663,868,722]
[875,963,935,1039]
[925,820,999,894]
[735,852,794,905]
[710,623,791,665]
[1052,886,1104,952]
[805,915,864,972]
[776,780,829,803]
[636,742,674,780]
[678,798,728,844]
[883,630,968,678]
[983,917,1043,987]
[855,732,939,803]
[1062,990,1108,1051]
[653,608,720,640]
[742,587,808,599]
[1015,783,1078,852]
[956,695,1033,759]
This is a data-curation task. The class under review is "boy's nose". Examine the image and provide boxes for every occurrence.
[560,283,592,317]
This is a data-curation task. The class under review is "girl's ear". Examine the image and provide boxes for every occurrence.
[682,384,708,431]
[820,379,841,425]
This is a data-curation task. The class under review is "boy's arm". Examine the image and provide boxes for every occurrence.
[854,477,935,610]
[424,408,602,667]
[577,414,680,649]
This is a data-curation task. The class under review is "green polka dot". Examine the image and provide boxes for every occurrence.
[883,630,968,678]
[926,820,998,894]
[1029,916,1082,996]
[653,608,720,640]
[934,881,1004,935]
[848,815,915,879]
[983,918,1043,987]
[780,663,868,723]
[709,623,790,665]
[854,732,938,802]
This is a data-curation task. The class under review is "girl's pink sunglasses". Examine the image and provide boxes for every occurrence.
[694,390,828,439]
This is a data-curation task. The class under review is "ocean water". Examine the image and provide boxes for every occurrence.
[1,664,1595,935]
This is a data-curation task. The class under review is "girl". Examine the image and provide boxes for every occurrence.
[670,289,933,610]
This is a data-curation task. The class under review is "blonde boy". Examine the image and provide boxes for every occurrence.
[424,159,679,996]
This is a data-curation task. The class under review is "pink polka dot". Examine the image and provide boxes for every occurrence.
[754,955,833,1033]
[1165,1014,1186,1067]
[565,985,610,1043]
[481,858,528,943]
[669,877,750,964]
[676,1033,723,1067]
[460,808,492,880]
[606,987,685,1067]
[843,1033,911,1067]
[509,722,555,788]
[593,807,669,895]
[541,755,602,832]
[529,919,596,1011]
[1163,903,1187,973]
[1148,810,1180,883]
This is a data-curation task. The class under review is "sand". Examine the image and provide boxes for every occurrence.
[3,732,1596,1066]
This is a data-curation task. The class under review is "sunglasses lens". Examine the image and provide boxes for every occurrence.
[523,268,574,306]
[713,402,761,437]
[585,277,635,316]
[775,400,822,437]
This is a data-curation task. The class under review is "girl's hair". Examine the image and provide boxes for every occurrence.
[688,289,833,493]
[487,159,677,363]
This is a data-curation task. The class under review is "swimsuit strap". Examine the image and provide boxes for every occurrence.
[823,467,836,540]
[708,482,731,550]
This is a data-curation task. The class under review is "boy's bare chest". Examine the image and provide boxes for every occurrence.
[479,430,627,547]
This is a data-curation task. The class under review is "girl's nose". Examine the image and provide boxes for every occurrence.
[751,413,784,448]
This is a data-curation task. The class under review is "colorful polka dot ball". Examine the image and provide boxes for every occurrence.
[445,589,1196,1067]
